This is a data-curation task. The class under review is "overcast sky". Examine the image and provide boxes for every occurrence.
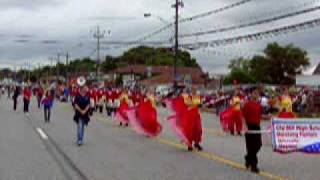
[0,0,319,74]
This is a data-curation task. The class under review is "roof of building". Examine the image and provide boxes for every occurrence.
[109,65,206,85]
[109,65,203,74]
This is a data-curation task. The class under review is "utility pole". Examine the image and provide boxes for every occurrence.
[28,61,31,82]
[172,0,183,89]
[93,26,106,81]
[66,52,69,83]
[57,53,60,81]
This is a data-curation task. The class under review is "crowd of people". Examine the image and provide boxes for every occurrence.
[1,80,318,174]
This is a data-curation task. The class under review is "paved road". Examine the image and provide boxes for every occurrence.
[0,97,319,180]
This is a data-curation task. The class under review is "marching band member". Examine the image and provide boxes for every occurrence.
[105,88,113,116]
[97,87,104,113]
[242,87,264,173]
[130,90,141,107]
[23,85,32,113]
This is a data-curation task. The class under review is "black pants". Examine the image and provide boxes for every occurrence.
[44,107,51,122]
[37,97,41,108]
[245,124,262,169]
[23,98,30,113]
[13,97,18,111]
[89,108,94,116]
[98,105,103,113]
[106,106,112,116]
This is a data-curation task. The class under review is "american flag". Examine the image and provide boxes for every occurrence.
[301,142,320,153]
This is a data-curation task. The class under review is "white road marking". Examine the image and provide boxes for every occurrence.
[36,128,48,140]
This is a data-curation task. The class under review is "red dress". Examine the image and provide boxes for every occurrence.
[220,107,243,133]
[115,100,130,124]
[127,100,162,137]
[167,96,202,147]
[23,88,32,100]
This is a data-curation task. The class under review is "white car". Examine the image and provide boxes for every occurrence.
[155,85,171,97]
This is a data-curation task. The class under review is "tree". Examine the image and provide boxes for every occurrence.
[228,57,251,71]
[224,68,256,84]
[22,46,201,81]
[225,42,310,85]
[263,43,309,84]
[118,46,199,68]
[249,55,272,83]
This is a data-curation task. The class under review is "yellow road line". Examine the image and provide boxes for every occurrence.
[96,117,287,180]
[204,128,226,136]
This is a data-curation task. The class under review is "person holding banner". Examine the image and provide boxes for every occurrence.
[242,87,263,173]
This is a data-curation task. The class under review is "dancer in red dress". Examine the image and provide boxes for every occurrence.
[114,90,130,127]
[128,91,162,137]
[167,90,203,151]
[220,94,244,135]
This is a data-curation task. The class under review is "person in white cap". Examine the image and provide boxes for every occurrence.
[73,77,91,146]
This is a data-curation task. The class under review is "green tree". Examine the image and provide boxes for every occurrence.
[263,43,309,84]
[225,42,310,85]
[249,55,272,83]
[224,68,256,84]
[228,57,251,71]
[118,46,199,67]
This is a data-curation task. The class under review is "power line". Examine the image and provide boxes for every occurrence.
[181,17,320,49]
[132,0,253,43]
[183,0,320,33]
[179,0,253,23]
[101,41,170,45]
[180,5,320,38]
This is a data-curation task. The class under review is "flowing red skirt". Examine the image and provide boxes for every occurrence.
[220,107,243,133]
[115,100,130,124]
[127,100,162,137]
[167,97,202,147]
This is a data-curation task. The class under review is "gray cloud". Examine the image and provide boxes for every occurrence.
[0,0,63,10]
[0,0,319,73]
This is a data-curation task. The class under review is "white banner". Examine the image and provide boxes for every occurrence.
[272,118,320,154]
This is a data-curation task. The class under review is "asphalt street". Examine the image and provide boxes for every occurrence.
[0,97,319,180]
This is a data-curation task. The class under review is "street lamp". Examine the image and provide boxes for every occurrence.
[143,13,170,25]
[143,7,184,88]
[143,13,171,78]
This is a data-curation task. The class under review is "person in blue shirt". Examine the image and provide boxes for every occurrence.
[73,85,90,146]
[63,86,70,102]
[41,91,53,123]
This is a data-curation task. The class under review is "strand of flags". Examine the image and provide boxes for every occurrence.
[181,17,320,50]
[180,5,320,38]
